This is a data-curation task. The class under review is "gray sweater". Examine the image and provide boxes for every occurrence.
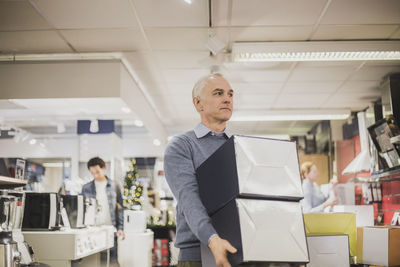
[164,123,230,261]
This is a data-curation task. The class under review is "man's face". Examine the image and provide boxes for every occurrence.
[89,165,106,181]
[194,75,234,122]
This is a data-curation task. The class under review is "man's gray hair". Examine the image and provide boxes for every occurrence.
[192,73,224,99]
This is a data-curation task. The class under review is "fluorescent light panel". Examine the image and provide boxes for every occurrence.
[232,41,400,62]
[231,109,350,121]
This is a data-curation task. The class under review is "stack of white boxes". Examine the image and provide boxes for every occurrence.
[197,135,309,266]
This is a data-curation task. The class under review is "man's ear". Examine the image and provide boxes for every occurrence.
[193,97,202,112]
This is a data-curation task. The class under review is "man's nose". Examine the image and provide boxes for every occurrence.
[223,94,231,103]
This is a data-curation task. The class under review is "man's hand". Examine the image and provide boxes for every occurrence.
[208,235,237,267]
[117,230,125,240]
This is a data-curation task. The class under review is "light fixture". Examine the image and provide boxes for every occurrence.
[121,107,131,114]
[230,109,350,122]
[29,138,37,145]
[207,32,226,56]
[134,120,144,127]
[89,119,99,133]
[153,139,161,146]
[184,0,192,4]
[57,123,66,133]
[232,41,400,62]
[21,132,30,142]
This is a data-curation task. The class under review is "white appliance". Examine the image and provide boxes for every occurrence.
[22,225,115,267]
[118,229,153,267]
[123,210,147,233]
[307,235,350,267]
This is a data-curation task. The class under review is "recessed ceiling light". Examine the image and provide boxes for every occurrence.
[89,119,99,133]
[153,139,161,146]
[121,107,131,114]
[29,139,37,145]
[134,120,144,127]
[57,123,66,133]
[184,0,192,4]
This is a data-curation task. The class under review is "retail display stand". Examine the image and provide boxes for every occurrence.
[197,135,309,266]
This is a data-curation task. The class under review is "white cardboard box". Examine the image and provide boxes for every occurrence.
[234,136,303,199]
[201,199,309,266]
[332,205,374,227]
[362,226,400,266]
[307,235,350,267]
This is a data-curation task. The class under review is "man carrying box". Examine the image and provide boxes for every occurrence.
[164,73,237,267]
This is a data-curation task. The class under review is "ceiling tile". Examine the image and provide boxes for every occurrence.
[274,93,331,108]
[162,69,210,83]
[227,69,291,82]
[32,0,139,29]
[220,26,313,42]
[231,82,282,94]
[320,0,400,25]
[289,66,355,82]
[337,81,380,94]
[145,28,208,51]
[0,1,52,31]
[284,81,341,93]
[350,65,400,81]
[133,0,208,27]
[230,0,327,26]
[211,0,230,27]
[321,101,370,110]
[61,29,148,52]
[157,83,194,96]
[312,25,398,40]
[153,51,211,69]
[390,27,400,39]
[0,31,72,53]
[323,92,380,109]
[235,94,276,109]
[123,52,154,70]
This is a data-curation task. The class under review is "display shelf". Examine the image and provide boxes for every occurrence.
[350,168,400,183]
[0,175,27,188]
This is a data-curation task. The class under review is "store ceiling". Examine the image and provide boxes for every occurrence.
[0,0,400,138]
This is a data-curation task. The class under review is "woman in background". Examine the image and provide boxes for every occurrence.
[301,161,337,213]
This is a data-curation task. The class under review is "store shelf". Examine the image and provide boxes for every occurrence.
[0,175,27,188]
[351,168,400,183]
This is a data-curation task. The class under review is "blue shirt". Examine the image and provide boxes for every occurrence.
[301,179,329,213]
[164,123,230,261]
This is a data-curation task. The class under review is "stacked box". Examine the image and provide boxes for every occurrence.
[197,135,309,266]
[303,213,356,263]
[358,226,400,266]
[307,235,350,267]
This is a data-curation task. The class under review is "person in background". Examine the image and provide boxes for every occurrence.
[81,157,125,264]
[301,161,338,213]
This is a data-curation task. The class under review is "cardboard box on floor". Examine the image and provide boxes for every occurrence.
[357,225,400,266]
[303,213,356,263]
[307,235,350,267]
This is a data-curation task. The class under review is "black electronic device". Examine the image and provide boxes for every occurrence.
[368,115,400,170]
